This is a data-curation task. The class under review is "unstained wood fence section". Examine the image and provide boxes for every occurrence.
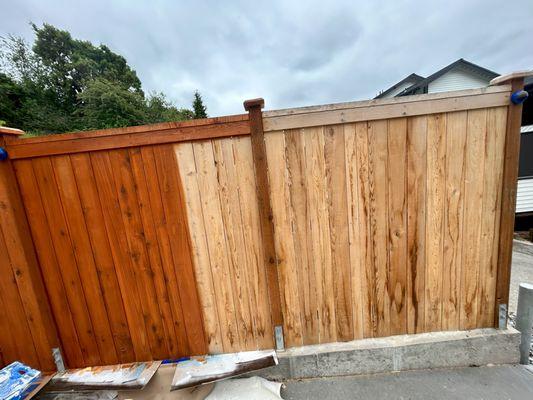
[0,74,526,371]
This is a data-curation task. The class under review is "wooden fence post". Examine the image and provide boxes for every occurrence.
[0,127,60,371]
[243,99,284,349]
[491,72,532,327]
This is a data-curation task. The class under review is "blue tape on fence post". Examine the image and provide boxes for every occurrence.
[511,90,529,105]
[0,147,8,161]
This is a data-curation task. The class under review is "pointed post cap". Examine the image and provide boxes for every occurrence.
[244,98,265,111]
[0,127,24,136]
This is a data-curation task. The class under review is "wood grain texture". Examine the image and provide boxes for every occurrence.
[0,90,516,365]
[460,109,488,330]
[387,118,408,335]
[406,116,427,334]
[425,114,447,332]
[442,111,467,331]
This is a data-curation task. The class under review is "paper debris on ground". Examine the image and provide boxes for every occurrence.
[47,361,160,391]
[119,364,213,400]
[0,361,42,400]
[171,350,278,390]
[206,377,283,400]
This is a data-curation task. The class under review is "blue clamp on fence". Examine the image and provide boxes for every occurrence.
[511,90,529,105]
[0,147,8,161]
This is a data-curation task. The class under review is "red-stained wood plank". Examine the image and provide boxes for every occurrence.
[70,153,136,363]
[107,149,169,359]
[139,146,191,356]
[13,159,85,368]
[51,155,118,365]
[129,147,184,357]
[152,144,208,355]
[31,157,101,366]
[90,151,152,361]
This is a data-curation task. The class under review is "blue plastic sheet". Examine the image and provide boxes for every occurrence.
[0,361,41,400]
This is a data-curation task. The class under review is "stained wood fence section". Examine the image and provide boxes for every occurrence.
[0,79,526,370]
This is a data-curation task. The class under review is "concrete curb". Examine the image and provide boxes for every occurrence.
[252,328,520,380]
[513,239,533,256]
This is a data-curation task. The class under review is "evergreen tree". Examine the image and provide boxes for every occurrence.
[192,90,207,119]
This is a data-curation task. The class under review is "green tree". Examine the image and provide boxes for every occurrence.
[192,90,208,118]
[76,78,147,129]
[145,92,194,123]
[0,23,198,134]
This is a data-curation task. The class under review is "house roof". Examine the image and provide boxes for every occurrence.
[397,58,499,96]
[374,73,424,99]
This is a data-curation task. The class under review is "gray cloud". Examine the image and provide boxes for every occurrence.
[1,0,532,115]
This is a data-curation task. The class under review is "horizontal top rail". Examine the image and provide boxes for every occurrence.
[4,114,249,159]
[262,85,511,132]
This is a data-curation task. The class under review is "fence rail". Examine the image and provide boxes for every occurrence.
[0,74,527,371]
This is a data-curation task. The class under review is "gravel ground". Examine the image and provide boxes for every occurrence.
[509,241,533,364]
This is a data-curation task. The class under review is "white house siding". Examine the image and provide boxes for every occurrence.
[516,178,533,214]
[380,80,418,98]
[428,69,489,93]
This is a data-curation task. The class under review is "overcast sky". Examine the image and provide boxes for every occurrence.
[1,0,532,116]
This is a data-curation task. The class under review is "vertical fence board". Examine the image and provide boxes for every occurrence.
[324,125,353,341]
[139,147,190,356]
[442,111,467,331]
[232,137,274,349]
[368,120,390,337]
[175,143,223,353]
[52,155,118,365]
[387,118,408,335]
[460,109,488,330]
[213,139,256,351]
[344,123,364,340]
[303,127,336,343]
[406,116,427,334]
[14,159,85,367]
[70,153,135,363]
[90,152,152,361]
[108,149,169,359]
[128,148,181,357]
[192,140,241,352]
[265,131,304,347]
[425,114,447,332]
[477,107,507,327]
[32,157,101,366]
[284,129,317,345]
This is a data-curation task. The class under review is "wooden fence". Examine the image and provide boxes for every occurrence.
[0,73,527,371]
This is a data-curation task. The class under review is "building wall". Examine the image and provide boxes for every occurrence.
[429,69,489,93]
[380,80,418,98]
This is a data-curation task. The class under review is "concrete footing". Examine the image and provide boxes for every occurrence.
[252,328,520,380]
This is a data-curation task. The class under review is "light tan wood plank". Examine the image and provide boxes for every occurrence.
[442,111,468,331]
[367,120,390,337]
[302,127,337,343]
[213,138,256,350]
[264,130,304,347]
[284,129,318,345]
[460,109,488,329]
[344,123,364,339]
[324,125,353,341]
[192,140,242,352]
[174,143,223,353]
[477,107,507,327]
[232,136,274,349]
[406,116,427,334]
[387,118,408,335]
[425,114,447,332]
